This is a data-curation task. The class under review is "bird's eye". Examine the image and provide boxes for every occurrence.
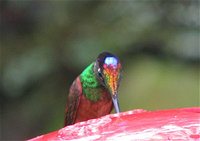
[97,68,105,85]
[98,68,103,78]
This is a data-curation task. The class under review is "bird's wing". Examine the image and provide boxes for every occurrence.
[64,77,82,126]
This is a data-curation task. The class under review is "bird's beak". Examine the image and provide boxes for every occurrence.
[103,68,121,113]
[107,74,120,113]
[112,93,120,113]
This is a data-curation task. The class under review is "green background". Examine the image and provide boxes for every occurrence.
[0,0,199,140]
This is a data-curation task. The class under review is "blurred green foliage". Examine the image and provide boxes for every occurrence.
[0,0,199,140]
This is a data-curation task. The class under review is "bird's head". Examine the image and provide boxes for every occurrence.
[94,52,122,113]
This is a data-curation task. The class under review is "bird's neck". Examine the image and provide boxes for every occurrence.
[80,63,103,102]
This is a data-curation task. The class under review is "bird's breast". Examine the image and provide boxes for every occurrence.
[74,90,113,123]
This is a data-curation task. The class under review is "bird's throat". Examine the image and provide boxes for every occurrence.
[80,63,103,102]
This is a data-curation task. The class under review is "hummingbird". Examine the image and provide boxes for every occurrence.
[64,52,122,126]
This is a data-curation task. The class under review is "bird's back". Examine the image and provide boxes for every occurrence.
[64,77,82,126]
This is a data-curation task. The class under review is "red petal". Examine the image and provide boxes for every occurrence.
[28,107,200,141]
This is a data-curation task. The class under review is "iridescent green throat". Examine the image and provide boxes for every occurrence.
[80,63,103,102]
